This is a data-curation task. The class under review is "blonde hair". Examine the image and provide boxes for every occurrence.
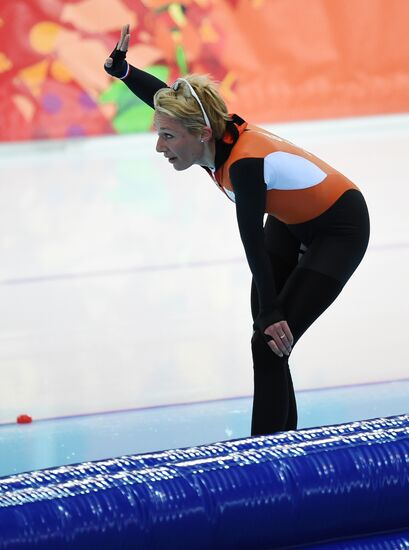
[153,74,230,140]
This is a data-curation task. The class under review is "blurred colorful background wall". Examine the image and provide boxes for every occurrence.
[1,0,409,142]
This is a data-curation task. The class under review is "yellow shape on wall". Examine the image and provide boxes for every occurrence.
[50,60,72,83]
[0,52,12,73]
[30,22,61,54]
[220,71,237,103]
[17,60,50,98]
[169,4,187,27]
[200,18,219,43]
[61,0,138,33]
[13,95,36,122]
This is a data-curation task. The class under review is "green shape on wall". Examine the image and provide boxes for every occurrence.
[99,65,170,134]
[114,103,154,133]
[176,44,188,75]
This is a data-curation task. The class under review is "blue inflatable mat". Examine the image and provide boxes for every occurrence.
[0,414,408,549]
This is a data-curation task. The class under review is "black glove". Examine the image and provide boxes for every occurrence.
[104,45,128,79]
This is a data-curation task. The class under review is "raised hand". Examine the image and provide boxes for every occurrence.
[104,24,130,78]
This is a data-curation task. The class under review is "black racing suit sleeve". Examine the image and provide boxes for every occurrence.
[122,66,168,109]
[104,45,168,109]
[230,157,284,334]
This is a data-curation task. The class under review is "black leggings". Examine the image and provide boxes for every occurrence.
[250,190,370,435]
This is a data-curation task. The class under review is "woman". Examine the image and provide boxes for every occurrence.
[104,25,370,436]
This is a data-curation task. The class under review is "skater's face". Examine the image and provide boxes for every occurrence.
[155,113,205,171]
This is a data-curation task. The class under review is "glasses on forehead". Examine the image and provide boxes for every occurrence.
[171,78,212,129]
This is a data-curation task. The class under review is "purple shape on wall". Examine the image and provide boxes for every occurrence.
[66,125,86,137]
[42,93,62,114]
[79,91,96,110]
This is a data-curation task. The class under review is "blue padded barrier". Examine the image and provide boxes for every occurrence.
[303,529,409,548]
[0,414,408,549]
[1,413,408,493]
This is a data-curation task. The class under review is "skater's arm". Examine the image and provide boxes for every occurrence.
[231,157,293,356]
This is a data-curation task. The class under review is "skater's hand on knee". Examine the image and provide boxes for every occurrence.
[264,321,293,357]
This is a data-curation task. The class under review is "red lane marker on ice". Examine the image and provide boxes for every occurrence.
[17,414,32,424]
